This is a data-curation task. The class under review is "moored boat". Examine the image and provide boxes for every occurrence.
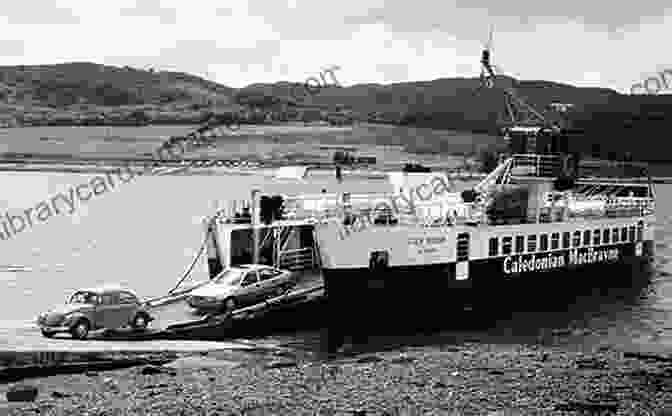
[196,42,656,349]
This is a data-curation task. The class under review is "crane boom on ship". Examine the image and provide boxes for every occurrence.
[477,28,563,133]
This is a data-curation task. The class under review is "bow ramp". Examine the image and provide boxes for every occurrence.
[95,270,324,341]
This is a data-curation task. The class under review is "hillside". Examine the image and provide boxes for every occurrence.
[0,62,235,112]
[238,76,620,125]
[0,62,671,163]
[238,77,672,163]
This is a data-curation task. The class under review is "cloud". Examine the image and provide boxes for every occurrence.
[0,0,668,93]
[0,40,25,57]
[1,0,80,25]
[103,38,284,87]
[215,7,233,17]
[119,0,177,24]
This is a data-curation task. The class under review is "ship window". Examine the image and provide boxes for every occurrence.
[621,227,628,242]
[515,236,524,253]
[502,237,512,255]
[488,237,498,257]
[593,229,601,245]
[539,234,548,251]
[612,228,619,243]
[637,221,643,241]
[572,231,581,247]
[527,235,537,252]
[562,232,570,249]
[629,225,636,242]
[583,230,591,246]
[603,229,610,244]
[551,233,559,250]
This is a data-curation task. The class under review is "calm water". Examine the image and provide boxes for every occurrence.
[0,170,394,326]
[0,166,670,352]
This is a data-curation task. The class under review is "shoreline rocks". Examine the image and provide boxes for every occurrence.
[0,342,670,414]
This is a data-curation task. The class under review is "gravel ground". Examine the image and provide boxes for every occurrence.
[1,341,671,415]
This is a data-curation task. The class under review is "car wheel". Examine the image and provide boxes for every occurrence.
[70,319,90,340]
[41,329,55,338]
[131,313,149,330]
[222,297,237,312]
[275,285,290,297]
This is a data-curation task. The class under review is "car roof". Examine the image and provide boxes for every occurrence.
[76,285,137,296]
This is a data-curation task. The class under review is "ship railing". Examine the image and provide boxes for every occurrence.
[278,248,315,271]
[559,196,655,219]
[578,159,650,179]
[604,197,655,216]
[510,154,562,177]
[476,157,512,190]
[301,199,486,228]
[283,193,392,217]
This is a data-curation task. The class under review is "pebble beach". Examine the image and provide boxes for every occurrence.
[2,340,671,415]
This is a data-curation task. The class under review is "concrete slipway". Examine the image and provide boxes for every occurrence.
[0,272,325,382]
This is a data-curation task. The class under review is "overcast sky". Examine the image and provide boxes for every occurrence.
[0,0,670,93]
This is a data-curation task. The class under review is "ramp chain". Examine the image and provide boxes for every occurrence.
[168,227,211,295]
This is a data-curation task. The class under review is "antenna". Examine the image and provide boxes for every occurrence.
[472,26,561,131]
[479,25,499,89]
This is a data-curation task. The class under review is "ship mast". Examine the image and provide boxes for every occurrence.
[477,28,562,133]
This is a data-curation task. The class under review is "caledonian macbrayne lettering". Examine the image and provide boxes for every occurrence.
[503,247,620,274]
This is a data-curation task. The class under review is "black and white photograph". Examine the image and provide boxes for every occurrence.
[0,0,670,414]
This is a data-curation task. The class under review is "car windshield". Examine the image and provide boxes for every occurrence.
[213,269,244,286]
[69,291,98,304]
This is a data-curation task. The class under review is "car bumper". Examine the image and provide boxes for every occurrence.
[39,325,70,333]
[187,298,221,309]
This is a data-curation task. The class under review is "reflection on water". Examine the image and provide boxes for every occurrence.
[0,170,670,353]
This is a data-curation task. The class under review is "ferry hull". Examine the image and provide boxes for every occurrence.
[322,240,654,347]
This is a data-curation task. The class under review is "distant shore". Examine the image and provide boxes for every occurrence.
[2,156,671,185]
[0,153,485,179]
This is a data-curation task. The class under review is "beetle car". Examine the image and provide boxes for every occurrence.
[187,264,297,312]
[36,285,154,340]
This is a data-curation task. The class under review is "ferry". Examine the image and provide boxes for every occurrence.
[196,134,655,343]
[195,46,656,348]
[313,134,655,323]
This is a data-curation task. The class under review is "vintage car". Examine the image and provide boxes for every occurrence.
[36,285,154,340]
[187,264,297,312]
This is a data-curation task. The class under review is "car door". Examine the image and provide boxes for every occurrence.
[239,271,261,306]
[258,267,283,298]
[118,291,140,326]
[93,293,122,329]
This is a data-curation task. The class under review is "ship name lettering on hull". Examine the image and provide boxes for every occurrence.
[408,236,446,246]
[503,247,620,274]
